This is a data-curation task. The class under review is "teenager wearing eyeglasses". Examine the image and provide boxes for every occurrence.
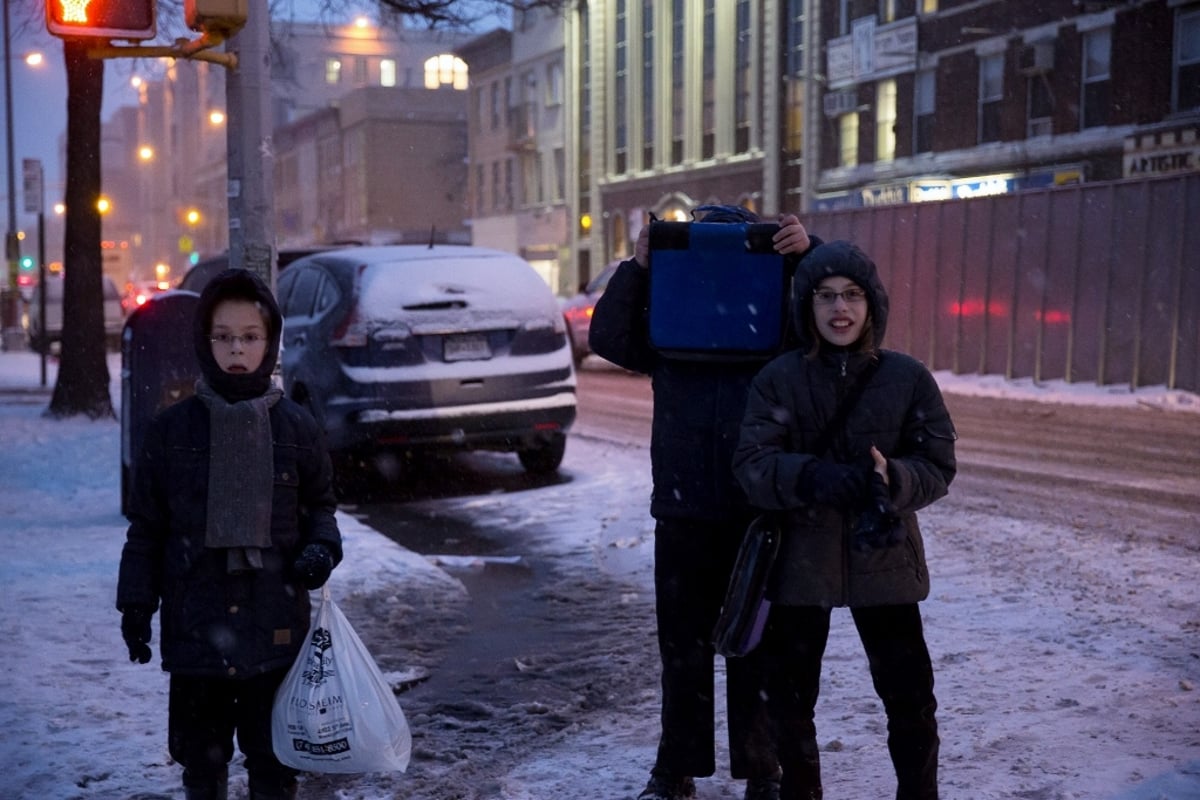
[732,240,958,800]
[117,269,342,800]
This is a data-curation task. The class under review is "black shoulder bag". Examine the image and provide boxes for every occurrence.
[713,355,883,658]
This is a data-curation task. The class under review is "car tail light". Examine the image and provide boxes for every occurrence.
[330,306,368,347]
[330,263,370,347]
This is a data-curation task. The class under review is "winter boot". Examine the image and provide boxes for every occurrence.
[745,774,782,800]
[182,765,228,800]
[636,767,697,800]
[247,779,299,800]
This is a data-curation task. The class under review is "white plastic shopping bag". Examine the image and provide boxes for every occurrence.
[272,586,412,773]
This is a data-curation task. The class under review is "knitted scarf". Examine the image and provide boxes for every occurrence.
[195,379,283,573]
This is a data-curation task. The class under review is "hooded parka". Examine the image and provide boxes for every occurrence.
[117,269,342,678]
[732,240,957,608]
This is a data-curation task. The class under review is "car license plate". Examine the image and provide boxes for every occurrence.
[444,333,491,361]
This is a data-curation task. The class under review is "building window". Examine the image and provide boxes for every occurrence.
[734,0,752,154]
[875,78,896,162]
[979,53,1004,143]
[914,69,934,153]
[784,0,805,154]
[1028,74,1053,137]
[615,0,629,175]
[839,113,858,167]
[490,82,501,129]
[553,147,565,202]
[424,54,469,90]
[325,58,341,85]
[921,0,937,13]
[504,158,515,210]
[475,164,484,215]
[701,0,716,160]
[879,0,896,24]
[642,0,655,168]
[353,57,368,85]
[1082,29,1111,128]
[670,0,685,164]
[380,59,396,87]
[1174,7,1200,112]
[491,162,501,209]
[546,60,563,106]
[837,0,851,36]
[520,154,535,206]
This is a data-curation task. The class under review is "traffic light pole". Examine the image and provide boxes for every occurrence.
[224,0,274,287]
[1,0,22,351]
[36,210,44,384]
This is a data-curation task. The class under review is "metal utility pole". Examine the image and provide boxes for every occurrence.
[1,0,22,350]
[224,0,275,287]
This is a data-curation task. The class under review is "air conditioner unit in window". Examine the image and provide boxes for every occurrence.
[823,89,860,118]
[1019,41,1055,76]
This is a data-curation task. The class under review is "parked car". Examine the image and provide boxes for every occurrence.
[560,260,619,365]
[27,274,126,353]
[276,245,577,476]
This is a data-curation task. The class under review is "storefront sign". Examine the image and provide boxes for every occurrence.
[1124,143,1200,178]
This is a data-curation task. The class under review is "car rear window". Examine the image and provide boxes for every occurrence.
[357,253,553,322]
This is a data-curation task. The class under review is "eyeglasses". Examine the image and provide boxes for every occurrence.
[813,287,867,305]
[210,333,266,348]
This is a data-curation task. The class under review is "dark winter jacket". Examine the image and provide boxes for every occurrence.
[732,241,957,607]
[588,235,819,523]
[117,269,342,678]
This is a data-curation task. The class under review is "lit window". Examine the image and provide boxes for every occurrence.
[325,58,341,85]
[875,79,896,162]
[922,0,938,13]
[424,54,469,91]
[381,59,396,87]
[839,113,858,167]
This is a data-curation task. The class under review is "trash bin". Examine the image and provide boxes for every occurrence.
[121,290,201,516]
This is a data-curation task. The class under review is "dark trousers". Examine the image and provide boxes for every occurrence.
[763,604,939,800]
[652,518,778,780]
[169,668,297,795]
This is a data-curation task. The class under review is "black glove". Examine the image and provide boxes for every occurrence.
[121,606,153,664]
[799,460,869,507]
[293,543,335,590]
[853,472,905,551]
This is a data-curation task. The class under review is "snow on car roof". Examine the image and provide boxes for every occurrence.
[349,247,558,323]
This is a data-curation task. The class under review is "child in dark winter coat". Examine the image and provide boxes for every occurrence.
[733,240,957,800]
[117,268,342,800]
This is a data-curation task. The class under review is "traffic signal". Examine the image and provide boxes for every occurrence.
[17,254,35,287]
[46,0,156,41]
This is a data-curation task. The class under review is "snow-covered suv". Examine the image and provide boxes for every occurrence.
[277,245,577,477]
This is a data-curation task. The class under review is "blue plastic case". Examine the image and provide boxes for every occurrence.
[648,221,787,359]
